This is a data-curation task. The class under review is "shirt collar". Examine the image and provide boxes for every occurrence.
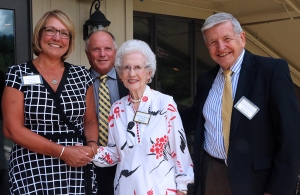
[90,67,117,80]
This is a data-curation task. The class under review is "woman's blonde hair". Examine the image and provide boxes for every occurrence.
[32,10,75,61]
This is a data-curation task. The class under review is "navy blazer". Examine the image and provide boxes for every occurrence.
[181,50,300,195]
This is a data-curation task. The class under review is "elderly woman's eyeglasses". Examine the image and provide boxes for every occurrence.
[43,26,70,39]
[121,65,149,73]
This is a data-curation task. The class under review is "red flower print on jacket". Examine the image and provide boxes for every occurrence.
[170,151,176,159]
[142,96,148,102]
[114,106,124,119]
[102,153,114,164]
[177,160,183,172]
[97,147,114,164]
[167,116,176,133]
[147,188,153,195]
[114,107,120,118]
[149,135,169,159]
[108,114,114,122]
[167,104,177,112]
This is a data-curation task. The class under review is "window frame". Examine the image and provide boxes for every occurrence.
[134,11,206,105]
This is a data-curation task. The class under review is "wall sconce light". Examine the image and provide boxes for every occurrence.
[83,0,111,40]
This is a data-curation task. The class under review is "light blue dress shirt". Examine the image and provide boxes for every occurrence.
[203,49,245,160]
[91,67,120,121]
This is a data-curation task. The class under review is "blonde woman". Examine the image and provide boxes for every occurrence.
[2,10,98,194]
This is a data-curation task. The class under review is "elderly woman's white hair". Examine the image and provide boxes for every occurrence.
[115,39,156,83]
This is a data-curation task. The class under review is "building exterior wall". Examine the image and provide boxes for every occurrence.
[31,0,133,68]
[31,0,300,86]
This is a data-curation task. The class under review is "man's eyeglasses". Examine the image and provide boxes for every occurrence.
[43,26,70,39]
[120,65,149,73]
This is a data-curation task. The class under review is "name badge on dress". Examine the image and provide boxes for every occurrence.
[133,111,151,124]
[22,74,43,86]
[234,96,260,120]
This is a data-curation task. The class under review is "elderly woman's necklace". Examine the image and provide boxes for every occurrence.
[39,64,59,85]
[131,98,141,103]
[130,95,141,103]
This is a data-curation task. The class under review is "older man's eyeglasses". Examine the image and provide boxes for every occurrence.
[43,26,70,39]
[121,65,149,73]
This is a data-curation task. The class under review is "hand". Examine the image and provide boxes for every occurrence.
[75,143,96,158]
[60,145,92,167]
[86,142,98,157]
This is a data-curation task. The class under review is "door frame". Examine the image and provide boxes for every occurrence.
[0,0,32,64]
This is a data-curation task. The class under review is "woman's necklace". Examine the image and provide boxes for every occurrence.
[39,64,59,85]
[130,95,141,103]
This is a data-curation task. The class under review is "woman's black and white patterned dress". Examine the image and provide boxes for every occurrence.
[5,61,97,195]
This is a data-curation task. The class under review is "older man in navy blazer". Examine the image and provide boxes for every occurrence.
[181,12,300,195]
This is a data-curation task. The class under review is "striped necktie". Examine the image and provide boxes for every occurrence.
[222,70,233,156]
[98,75,111,146]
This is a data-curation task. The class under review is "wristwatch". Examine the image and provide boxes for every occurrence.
[179,190,188,194]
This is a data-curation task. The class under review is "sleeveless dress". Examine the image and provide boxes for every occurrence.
[5,61,97,195]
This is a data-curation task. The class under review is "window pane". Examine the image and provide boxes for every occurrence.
[0,8,15,195]
[133,16,151,46]
[156,19,191,108]
[0,9,15,73]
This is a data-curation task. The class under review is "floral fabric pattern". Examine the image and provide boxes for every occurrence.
[93,86,194,195]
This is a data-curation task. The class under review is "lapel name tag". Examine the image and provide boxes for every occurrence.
[22,74,43,86]
[234,96,259,120]
[133,111,151,124]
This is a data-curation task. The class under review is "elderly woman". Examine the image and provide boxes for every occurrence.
[2,10,98,194]
[92,39,194,195]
